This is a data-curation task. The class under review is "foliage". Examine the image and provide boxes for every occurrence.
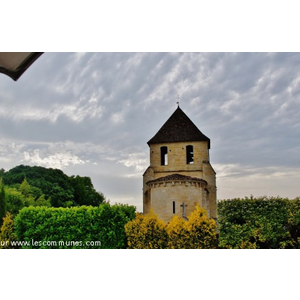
[167,205,217,249]
[70,175,105,206]
[125,210,168,249]
[165,215,187,248]
[184,205,217,248]
[5,187,25,215]
[19,178,31,198]
[2,165,105,207]
[4,179,51,216]
[35,194,51,207]
[0,212,17,249]
[3,165,75,207]
[125,205,217,249]
[286,198,300,247]
[0,179,6,226]
[14,203,136,249]
[217,196,300,249]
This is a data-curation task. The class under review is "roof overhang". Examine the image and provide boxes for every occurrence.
[146,173,208,186]
[0,52,43,81]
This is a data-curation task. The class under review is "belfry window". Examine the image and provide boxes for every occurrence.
[186,145,194,164]
[160,146,168,165]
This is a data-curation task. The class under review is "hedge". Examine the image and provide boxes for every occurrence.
[217,196,300,249]
[14,203,136,249]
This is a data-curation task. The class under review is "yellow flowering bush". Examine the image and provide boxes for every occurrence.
[167,205,217,249]
[125,205,217,249]
[0,212,17,249]
[125,210,168,249]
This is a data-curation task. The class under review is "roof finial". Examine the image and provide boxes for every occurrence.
[177,94,180,107]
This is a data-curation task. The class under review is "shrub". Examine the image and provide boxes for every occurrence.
[167,205,217,249]
[0,212,17,249]
[125,210,168,249]
[0,179,6,226]
[217,196,297,249]
[166,215,187,248]
[125,205,217,249]
[14,203,136,249]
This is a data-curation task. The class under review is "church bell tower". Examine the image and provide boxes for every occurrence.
[143,106,217,222]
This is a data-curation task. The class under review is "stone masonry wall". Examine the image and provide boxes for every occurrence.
[143,140,217,220]
[149,181,206,222]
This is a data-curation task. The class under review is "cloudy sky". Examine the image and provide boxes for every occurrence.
[0,52,299,211]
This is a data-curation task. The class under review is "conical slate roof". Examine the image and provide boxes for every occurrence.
[147,106,210,148]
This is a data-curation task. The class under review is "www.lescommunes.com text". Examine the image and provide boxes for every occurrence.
[1,240,101,247]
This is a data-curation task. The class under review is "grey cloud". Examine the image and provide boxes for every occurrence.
[0,52,300,204]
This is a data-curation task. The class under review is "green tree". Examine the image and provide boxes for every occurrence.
[0,168,5,176]
[5,187,25,215]
[0,179,6,226]
[3,165,104,207]
[50,184,74,207]
[71,175,105,206]
[3,165,75,207]
[35,194,51,207]
[4,178,51,214]
[19,178,31,198]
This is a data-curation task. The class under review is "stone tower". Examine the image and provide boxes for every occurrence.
[143,106,216,222]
